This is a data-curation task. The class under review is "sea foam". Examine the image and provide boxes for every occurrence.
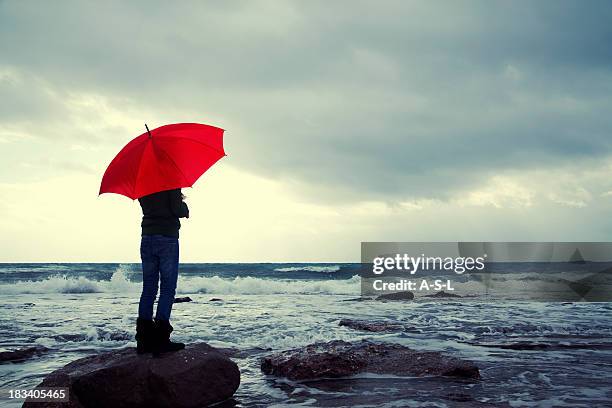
[0,269,361,296]
[0,266,137,294]
[274,265,341,273]
[181,274,359,295]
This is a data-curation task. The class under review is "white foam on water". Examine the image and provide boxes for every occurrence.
[178,274,360,295]
[0,265,138,294]
[0,275,104,294]
[274,265,342,273]
[0,267,361,296]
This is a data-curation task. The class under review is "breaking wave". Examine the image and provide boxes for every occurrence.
[0,267,137,294]
[182,274,359,295]
[274,265,341,273]
[0,270,360,296]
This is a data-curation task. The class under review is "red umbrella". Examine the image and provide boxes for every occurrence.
[99,123,225,199]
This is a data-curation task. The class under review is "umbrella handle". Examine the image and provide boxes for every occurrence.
[145,124,152,139]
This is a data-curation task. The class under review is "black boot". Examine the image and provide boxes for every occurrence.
[135,318,156,354]
[153,319,185,356]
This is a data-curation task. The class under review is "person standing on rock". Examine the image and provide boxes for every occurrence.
[135,188,189,354]
[99,123,225,353]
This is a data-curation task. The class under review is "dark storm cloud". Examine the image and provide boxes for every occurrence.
[1,0,611,200]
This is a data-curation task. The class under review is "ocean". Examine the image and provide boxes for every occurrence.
[1,263,612,407]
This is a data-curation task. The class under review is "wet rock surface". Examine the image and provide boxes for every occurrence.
[375,291,414,301]
[261,340,480,381]
[341,297,373,302]
[424,290,462,298]
[467,341,612,350]
[22,343,240,408]
[0,346,48,363]
[339,318,410,332]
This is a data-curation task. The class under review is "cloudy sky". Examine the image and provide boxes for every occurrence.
[1,1,612,262]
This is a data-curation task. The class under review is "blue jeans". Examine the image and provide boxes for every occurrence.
[138,234,179,321]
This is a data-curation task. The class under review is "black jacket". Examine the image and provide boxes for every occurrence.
[138,189,189,238]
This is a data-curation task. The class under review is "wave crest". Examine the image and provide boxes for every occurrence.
[0,266,136,294]
[0,269,360,296]
[182,275,359,295]
[274,265,341,273]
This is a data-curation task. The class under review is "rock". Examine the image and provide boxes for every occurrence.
[261,340,479,381]
[424,291,462,298]
[174,296,193,303]
[341,297,372,302]
[339,319,405,332]
[54,334,88,342]
[467,341,612,350]
[375,291,414,301]
[0,346,48,363]
[209,298,223,302]
[23,343,240,408]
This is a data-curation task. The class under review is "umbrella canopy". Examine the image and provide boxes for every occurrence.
[99,123,225,199]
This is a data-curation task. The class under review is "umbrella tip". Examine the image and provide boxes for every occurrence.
[145,123,152,138]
